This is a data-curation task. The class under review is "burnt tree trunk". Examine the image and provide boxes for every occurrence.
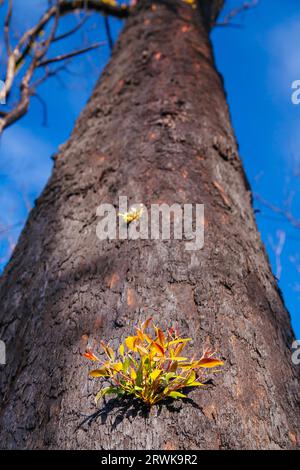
[0,0,299,450]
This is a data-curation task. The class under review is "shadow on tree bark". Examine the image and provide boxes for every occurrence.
[76,389,204,433]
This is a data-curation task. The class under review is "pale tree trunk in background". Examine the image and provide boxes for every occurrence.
[0,0,299,450]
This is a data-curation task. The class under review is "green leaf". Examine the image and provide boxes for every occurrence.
[168,391,186,399]
[95,386,119,403]
[165,372,176,381]
[122,357,130,374]
[136,362,143,387]
[185,370,196,385]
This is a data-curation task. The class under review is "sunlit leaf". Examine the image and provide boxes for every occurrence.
[113,362,123,372]
[150,369,162,381]
[197,358,224,368]
[136,344,148,356]
[186,381,204,387]
[100,341,115,360]
[119,343,125,357]
[125,336,138,351]
[136,328,145,342]
[151,342,164,356]
[142,317,152,331]
[168,338,191,346]
[89,368,110,377]
[174,342,186,356]
[83,350,100,362]
[156,327,165,346]
[168,391,186,399]
[85,320,223,406]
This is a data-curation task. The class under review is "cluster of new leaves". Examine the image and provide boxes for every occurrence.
[84,318,224,406]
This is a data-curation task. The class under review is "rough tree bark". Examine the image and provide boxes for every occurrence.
[0,0,299,450]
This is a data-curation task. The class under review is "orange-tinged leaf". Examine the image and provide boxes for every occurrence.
[156,328,165,346]
[197,358,224,368]
[151,342,164,356]
[83,350,100,362]
[142,317,152,331]
[174,342,186,356]
[100,341,115,360]
[143,333,152,344]
[136,344,148,356]
[136,328,145,342]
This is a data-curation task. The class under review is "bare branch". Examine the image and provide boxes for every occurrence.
[53,13,90,43]
[268,230,286,280]
[0,0,132,133]
[104,15,114,51]
[4,0,13,55]
[214,0,258,27]
[37,41,105,67]
[254,193,300,230]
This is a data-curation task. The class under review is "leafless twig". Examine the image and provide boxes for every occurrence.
[254,193,300,230]
[214,0,258,27]
[0,0,131,134]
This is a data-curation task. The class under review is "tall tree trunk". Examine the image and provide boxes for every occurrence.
[0,0,299,450]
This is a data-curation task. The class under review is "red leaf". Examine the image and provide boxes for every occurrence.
[83,350,100,362]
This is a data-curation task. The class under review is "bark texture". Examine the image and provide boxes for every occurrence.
[0,0,299,450]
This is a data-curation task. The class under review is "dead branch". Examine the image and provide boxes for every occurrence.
[0,0,131,133]
[37,41,105,67]
[214,0,258,27]
[254,193,300,230]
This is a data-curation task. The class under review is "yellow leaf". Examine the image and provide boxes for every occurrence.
[150,369,162,381]
[125,335,138,351]
[113,362,123,372]
[89,368,110,377]
[130,368,137,380]
[168,338,191,346]
[119,343,125,357]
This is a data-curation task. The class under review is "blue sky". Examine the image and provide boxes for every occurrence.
[0,0,299,336]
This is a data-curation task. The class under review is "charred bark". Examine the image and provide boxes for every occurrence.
[0,0,299,450]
